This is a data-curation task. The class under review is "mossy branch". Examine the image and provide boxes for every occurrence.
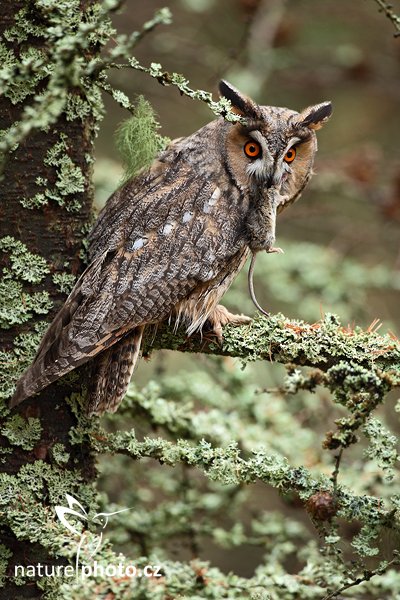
[144,313,400,450]
[104,58,244,122]
[91,428,400,535]
[144,313,400,380]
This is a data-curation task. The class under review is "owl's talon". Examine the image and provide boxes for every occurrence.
[204,305,252,344]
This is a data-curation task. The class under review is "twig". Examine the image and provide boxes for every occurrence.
[322,553,400,599]
[372,0,400,36]
[106,59,244,124]
[331,448,343,493]
[129,7,172,48]
[88,8,173,78]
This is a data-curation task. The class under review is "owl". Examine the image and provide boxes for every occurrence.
[10,81,332,416]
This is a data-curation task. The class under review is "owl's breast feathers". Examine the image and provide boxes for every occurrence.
[10,157,249,408]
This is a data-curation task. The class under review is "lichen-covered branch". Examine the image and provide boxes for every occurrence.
[103,58,244,122]
[372,0,400,36]
[91,429,399,534]
[144,313,400,380]
[144,313,400,448]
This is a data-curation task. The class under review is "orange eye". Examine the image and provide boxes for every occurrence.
[244,140,261,159]
[284,147,297,163]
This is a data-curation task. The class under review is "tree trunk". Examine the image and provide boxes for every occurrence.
[0,2,98,596]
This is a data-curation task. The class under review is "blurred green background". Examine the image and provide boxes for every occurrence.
[93,0,400,589]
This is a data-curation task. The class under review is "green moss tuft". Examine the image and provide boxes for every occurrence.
[115,95,169,182]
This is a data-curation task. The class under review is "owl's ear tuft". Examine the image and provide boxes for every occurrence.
[218,80,259,119]
[298,101,332,130]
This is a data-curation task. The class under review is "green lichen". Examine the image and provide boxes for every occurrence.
[21,134,85,212]
[1,415,42,451]
[52,272,76,294]
[351,523,380,557]
[144,314,400,454]
[363,417,399,481]
[2,2,400,598]
[67,393,95,446]
[0,0,112,163]
[146,313,400,381]
[0,544,12,587]
[127,57,243,124]
[92,427,395,539]
[115,95,169,182]
[65,93,93,122]
[0,237,49,283]
[50,443,70,465]
[20,193,48,210]
[80,85,105,126]
[0,461,96,547]
[0,321,48,400]
[0,279,52,329]
[44,134,85,202]
[0,237,52,330]
[0,44,50,105]
[3,6,48,44]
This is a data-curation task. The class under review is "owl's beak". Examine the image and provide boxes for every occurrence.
[271,166,285,188]
[260,166,284,191]
[263,176,272,188]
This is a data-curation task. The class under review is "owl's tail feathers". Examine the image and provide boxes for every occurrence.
[9,316,78,409]
[86,326,144,417]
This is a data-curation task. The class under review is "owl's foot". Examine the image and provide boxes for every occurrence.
[204,304,251,344]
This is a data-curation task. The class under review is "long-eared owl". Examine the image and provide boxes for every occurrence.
[11,81,332,415]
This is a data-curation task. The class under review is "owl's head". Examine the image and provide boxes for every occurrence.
[219,80,332,211]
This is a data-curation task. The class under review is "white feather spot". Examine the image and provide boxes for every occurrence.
[182,211,193,223]
[203,187,221,213]
[160,222,174,235]
[209,187,221,205]
[131,237,147,250]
